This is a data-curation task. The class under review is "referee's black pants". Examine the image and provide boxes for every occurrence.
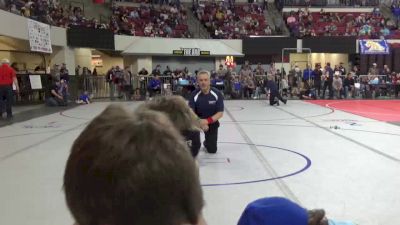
[0,85,13,118]
[204,121,219,154]
[269,91,285,106]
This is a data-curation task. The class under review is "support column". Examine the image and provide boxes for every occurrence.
[51,46,76,74]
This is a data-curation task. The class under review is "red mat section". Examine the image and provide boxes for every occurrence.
[305,100,400,122]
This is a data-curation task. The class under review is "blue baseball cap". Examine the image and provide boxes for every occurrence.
[238,197,308,225]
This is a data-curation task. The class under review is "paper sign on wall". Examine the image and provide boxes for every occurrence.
[29,75,43,89]
[28,19,53,53]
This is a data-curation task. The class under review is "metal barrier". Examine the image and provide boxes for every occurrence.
[82,76,110,98]
[13,73,49,104]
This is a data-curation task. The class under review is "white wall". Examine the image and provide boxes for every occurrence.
[0,10,29,40]
[115,35,243,56]
[114,35,140,51]
[289,53,349,71]
[0,10,66,47]
[96,53,123,74]
[74,48,92,70]
[138,56,152,73]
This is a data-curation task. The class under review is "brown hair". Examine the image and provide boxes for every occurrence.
[137,95,200,131]
[63,105,203,225]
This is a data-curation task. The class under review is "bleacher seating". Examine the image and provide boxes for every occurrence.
[111,4,190,38]
[284,9,399,38]
[193,2,271,39]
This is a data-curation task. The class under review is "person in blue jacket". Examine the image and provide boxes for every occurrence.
[148,75,162,97]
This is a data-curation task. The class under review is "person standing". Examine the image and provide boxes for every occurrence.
[106,66,116,100]
[0,59,19,119]
[189,70,224,154]
[312,64,322,97]
[322,63,334,99]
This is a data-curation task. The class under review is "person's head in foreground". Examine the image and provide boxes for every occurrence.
[238,197,356,225]
[63,105,205,225]
[137,95,200,132]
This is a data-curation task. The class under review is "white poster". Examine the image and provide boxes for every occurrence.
[29,75,43,89]
[27,19,52,53]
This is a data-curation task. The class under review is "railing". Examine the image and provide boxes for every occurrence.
[11,73,399,105]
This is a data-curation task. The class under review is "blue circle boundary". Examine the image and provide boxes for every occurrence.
[201,142,312,187]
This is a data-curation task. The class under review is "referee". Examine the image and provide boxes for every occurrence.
[189,70,224,154]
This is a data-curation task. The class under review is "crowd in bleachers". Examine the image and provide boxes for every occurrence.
[392,0,400,24]
[0,0,109,29]
[111,3,190,37]
[284,7,400,38]
[193,2,274,39]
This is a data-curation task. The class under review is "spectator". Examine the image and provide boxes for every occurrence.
[381,64,391,78]
[231,76,242,99]
[238,197,356,225]
[60,63,69,82]
[240,64,253,80]
[106,66,116,100]
[92,68,97,76]
[76,91,90,104]
[217,64,226,78]
[352,65,360,76]
[368,63,379,75]
[139,67,149,75]
[343,73,355,98]
[281,75,289,97]
[322,63,334,99]
[302,64,313,82]
[122,66,132,100]
[75,65,81,76]
[50,64,60,81]
[339,62,346,75]
[332,73,343,99]
[394,73,400,98]
[254,63,265,75]
[163,66,172,76]
[148,74,162,97]
[114,66,124,98]
[152,65,161,76]
[46,79,67,106]
[243,75,255,99]
[312,64,322,97]
[63,105,205,225]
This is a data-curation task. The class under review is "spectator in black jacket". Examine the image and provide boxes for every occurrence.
[343,73,355,98]
[152,65,161,76]
[138,67,149,75]
[137,95,202,158]
[312,64,322,97]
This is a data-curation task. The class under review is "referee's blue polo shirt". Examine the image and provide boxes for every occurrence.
[189,87,224,119]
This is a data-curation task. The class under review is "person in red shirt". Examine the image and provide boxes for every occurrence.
[0,59,19,119]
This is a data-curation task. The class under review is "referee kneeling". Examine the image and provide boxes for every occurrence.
[189,70,224,154]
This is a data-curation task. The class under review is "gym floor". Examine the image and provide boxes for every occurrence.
[1,100,399,225]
